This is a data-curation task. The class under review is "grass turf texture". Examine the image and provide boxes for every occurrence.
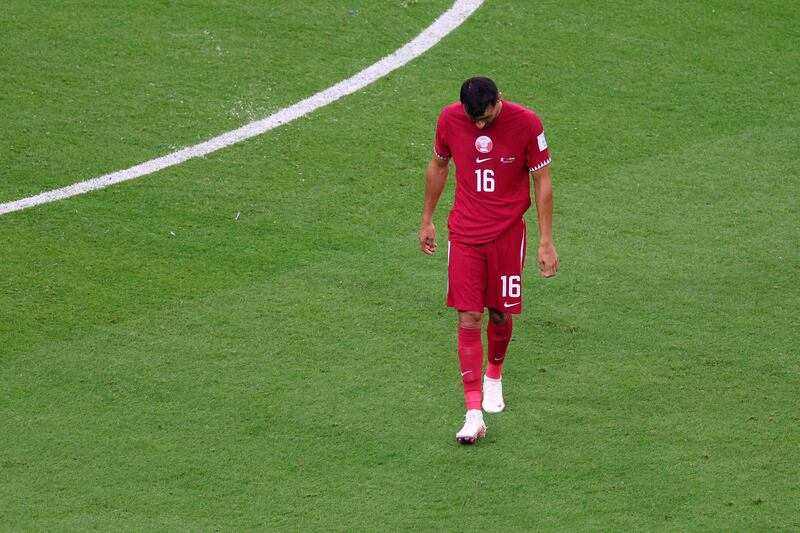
[1,0,798,530]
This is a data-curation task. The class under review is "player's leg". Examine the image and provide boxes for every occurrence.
[482,218,526,413]
[455,310,487,443]
[486,309,513,379]
[457,310,484,412]
[482,309,512,413]
[447,240,488,443]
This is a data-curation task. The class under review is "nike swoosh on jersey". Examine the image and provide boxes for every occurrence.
[476,157,492,163]
[503,302,521,308]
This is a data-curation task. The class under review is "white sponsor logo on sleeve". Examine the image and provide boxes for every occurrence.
[537,132,548,151]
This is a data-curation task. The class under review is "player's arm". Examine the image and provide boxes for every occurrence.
[531,165,559,277]
[419,155,450,255]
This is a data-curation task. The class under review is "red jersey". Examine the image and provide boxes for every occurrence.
[434,100,551,245]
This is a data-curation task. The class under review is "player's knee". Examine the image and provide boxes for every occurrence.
[488,309,509,325]
[458,310,483,329]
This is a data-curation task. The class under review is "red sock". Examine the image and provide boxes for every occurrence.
[457,327,483,411]
[486,317,513,379]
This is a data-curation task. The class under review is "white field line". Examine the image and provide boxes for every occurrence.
[0,0,484,217]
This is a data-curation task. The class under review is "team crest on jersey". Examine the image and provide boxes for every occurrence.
[475,135,493,153]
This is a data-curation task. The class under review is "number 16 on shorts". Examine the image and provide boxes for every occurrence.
[501,275,521,298]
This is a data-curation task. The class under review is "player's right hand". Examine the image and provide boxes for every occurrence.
[419,222,437,255]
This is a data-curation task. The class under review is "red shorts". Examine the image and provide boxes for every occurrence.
[447,218,527,313]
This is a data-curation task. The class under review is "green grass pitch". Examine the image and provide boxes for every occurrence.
[1,0,798,530]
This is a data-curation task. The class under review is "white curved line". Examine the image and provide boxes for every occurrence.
[1,0,484,216]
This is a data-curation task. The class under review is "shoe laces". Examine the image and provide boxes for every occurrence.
[464,410,484,424]
[484,379,502,394]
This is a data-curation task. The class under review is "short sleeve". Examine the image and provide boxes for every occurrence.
[526,112,551,172]
[434,110,451,160]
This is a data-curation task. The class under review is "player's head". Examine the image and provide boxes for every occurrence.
[460,77,501,129]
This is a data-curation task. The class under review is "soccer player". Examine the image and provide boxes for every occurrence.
[419,77,559,444]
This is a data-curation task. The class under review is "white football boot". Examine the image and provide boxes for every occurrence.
[455,409,487,444]
[481,375,505,413]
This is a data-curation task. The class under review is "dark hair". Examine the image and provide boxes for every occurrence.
[460,77,499,118]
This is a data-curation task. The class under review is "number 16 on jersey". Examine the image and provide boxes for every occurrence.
[475,169,495,192]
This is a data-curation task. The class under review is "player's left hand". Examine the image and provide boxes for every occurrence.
[538,243,559,277]
[419,222,437,255]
